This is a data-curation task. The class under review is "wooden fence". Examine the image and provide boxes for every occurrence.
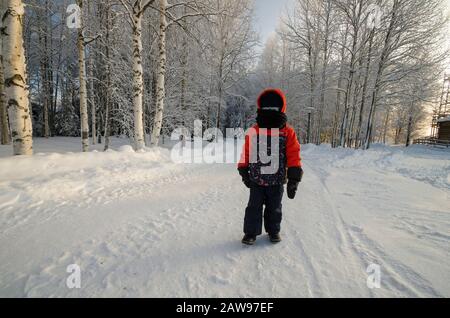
[413,138,450,148]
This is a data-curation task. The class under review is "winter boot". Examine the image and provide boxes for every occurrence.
[269,233,282,244]
[242,234,257,246]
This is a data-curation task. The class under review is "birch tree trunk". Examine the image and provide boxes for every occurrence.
[150,0,167,147]
[3,0,33,155]
[39,39,50,138]
[305,9,317,144]
[405,112,413,147]
[77,0,89,152]
[0,31,11,145]
[44,0,54,134]
[405,98,419,147]
[179,11,188,127]
[382,109,390,144]
[0,63,11,145]
[88,56,96,144]
[339,2,363,147]
[87,1,96,145]
[347,55,364,147]
[315,0,331,145]
[52,7,66,136]
[215,56,224,131]
[281,38,287,90]
[103,4,112,151]
[103,72,111,151]
[354,29,374,149]
[331,25,348,147]
[39,0,50,138]
[132,8,145,150]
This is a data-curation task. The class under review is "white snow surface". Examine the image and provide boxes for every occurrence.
[0,137,449,298]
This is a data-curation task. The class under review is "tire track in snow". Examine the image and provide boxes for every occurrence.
[318,165,443,297]
[284,227,322,297]
[302,161,375,297]
[343,218,443,297]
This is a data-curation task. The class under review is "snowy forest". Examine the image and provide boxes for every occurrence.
[0,0,448,156]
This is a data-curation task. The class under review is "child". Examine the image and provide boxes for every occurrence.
[238,89,303,245]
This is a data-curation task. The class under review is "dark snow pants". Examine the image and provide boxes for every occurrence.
[244,185,284,236]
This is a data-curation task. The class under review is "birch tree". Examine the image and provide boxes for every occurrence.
[39,0,51,138]
[76,0,89,152]
[0,17,11,145]
[86,1,96,145]
[354,25,374,148]
[315,0,334,144]
[2,0,33,155]
[150,0,224,145]
[0,58,9,145]
[150,0,167,147]
[119,0,156,150]
[331,24,349,147]
[102,2,113,151]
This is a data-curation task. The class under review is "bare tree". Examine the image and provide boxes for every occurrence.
[335,0,366,147]
[364,0,447,149]
[283,0,321,144]
[273,0,447,147]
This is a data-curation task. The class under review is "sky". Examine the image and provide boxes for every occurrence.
[253,0,292,44]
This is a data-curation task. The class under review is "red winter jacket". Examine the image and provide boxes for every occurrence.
[238,89,302,186]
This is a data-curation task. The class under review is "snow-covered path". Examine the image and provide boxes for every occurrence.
[0,139,449,297]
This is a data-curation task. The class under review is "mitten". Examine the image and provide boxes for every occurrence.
[238,167,252,189]
[287,181,299,199]
[287,167,303,199]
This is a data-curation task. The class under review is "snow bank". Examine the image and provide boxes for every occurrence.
[0,145,171,181]
[302,144,450,189]
[0,141,182,212]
